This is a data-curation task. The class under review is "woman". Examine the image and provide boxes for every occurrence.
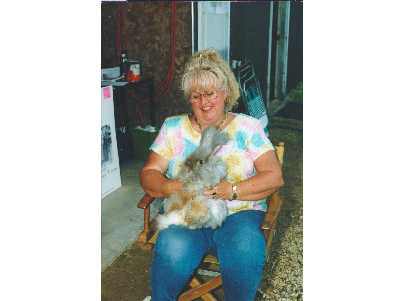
[140,48,284,301]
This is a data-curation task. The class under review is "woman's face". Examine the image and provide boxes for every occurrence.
[190,86,228,125]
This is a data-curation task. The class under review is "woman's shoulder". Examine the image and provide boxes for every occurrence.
[230,113,262,130]
[163,114,190,127]
[165,114,189,122]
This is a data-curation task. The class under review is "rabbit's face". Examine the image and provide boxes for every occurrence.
[182,155,210,175]
[179,153,227,197]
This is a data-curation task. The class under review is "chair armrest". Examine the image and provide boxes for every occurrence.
[137,193,158,251]
[261,193,282,230]
[138,193,157,209]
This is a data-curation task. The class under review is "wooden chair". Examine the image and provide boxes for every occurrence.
[137,142,284,300]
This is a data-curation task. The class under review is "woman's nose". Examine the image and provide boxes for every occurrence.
[199,94,208,104]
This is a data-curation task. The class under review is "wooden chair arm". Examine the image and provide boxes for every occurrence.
[138,193,157,209]
[261,193,282,231]
[261,142,284,253]
[261,192,282,253]
[137,193,159,251]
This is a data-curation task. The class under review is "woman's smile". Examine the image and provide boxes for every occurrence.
[196,103,220,124]
[200,105,213,112]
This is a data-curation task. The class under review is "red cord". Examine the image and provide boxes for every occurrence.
[117,2,177,125]
[122,4,128,53]
[135,2,176,95]
[134,97,146,125]
[134,2,177,102]
[154,2,176,102]
[116,3,128,56]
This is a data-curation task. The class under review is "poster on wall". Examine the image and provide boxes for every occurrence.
[101,85,121,199]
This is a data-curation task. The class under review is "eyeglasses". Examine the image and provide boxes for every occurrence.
[190,91,219,103]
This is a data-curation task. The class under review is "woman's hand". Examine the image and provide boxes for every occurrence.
[168,178,183,194]
[204,179,233,200]
[140,151,184,198]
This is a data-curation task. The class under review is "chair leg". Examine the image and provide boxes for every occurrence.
[191,276,219,301]
[178,276,222,301]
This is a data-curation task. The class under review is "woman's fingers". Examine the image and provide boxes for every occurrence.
[204,179,232,199]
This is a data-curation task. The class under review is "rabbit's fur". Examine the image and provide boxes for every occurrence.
[156,126,230,231]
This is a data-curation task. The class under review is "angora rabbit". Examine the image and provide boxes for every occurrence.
[156,125,230,231]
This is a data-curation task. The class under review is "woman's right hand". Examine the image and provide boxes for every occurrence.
[168,178,183,194]
[140,151,181,198]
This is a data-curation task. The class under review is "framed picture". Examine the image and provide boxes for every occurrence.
[101,86,121,199]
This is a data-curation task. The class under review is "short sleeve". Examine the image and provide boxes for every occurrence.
[149,122,173,161]
[247,120,274,161]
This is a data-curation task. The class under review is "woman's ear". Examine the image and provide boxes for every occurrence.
[222,89,228,100]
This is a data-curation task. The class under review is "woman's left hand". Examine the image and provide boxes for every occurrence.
[204,179,233,200]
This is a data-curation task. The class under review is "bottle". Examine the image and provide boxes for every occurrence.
[131,61,141,81]
[120,50,129,77]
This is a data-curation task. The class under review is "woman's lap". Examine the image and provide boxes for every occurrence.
[151,210,266,301]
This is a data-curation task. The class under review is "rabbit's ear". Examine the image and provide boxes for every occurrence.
[199,126,217,150]
[200,126,229,155]
[211,131,229,152]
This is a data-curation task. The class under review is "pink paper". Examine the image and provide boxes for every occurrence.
[103,87,111,99]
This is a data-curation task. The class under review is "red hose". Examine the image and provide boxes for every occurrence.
[122,4,129,53]
[128,2,177,104]
[117,2,178,125]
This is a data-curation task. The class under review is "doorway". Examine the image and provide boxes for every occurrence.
[230,2,272,108]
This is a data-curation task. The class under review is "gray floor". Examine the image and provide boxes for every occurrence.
[101,158,163,270]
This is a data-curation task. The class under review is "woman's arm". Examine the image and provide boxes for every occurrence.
[234,150,284,201]
[139,151,182,198]
[204,150,284,201]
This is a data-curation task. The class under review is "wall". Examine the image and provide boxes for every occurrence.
[101,2,192,128]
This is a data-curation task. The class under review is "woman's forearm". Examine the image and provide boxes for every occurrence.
[140,169,182,198]
[204,170,283,201]
[235,171,283,201]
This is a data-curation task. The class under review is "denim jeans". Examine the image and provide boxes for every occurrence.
[150,209,267,301]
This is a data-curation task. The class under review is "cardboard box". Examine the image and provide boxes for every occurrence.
[130,126,159,161]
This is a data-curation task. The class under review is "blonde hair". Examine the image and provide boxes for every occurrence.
[182,48,240,111]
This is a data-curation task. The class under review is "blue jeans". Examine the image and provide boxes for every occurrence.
[150,210,266,301]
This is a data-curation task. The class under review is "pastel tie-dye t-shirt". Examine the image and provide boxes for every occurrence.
[149,113,275,215]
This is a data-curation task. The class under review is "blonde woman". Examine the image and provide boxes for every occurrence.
[140,48,283,301]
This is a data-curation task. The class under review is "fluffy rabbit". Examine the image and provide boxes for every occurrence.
[156,126,230,231]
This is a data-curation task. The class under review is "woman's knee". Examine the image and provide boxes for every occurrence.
[214,210,266,265]
[153,225,212,271]
[154,225,196,264]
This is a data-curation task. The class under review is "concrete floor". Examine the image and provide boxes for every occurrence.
[101,158,163,270]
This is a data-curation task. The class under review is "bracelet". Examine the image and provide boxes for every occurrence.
[231,183,238,200]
